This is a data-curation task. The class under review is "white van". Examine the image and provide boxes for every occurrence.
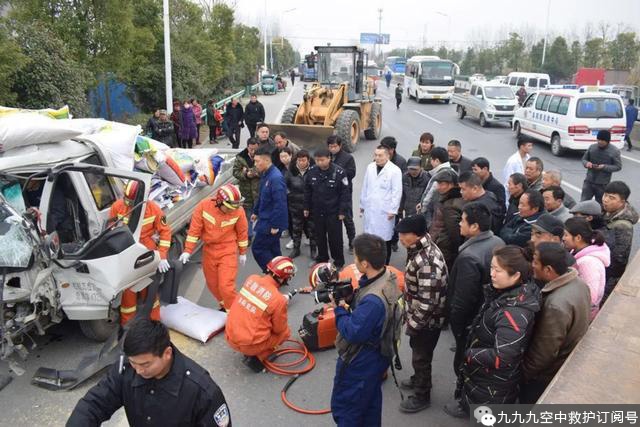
[512,89,626,156]
[506,72,550,94]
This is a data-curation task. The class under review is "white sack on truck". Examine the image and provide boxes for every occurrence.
[0,114,83,153]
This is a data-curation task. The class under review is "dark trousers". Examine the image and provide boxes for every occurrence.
[291,208,315,249]
[396,97,402,109]
[409,328,442,398]
[313,214,344,267]
[452,332,468,378]
[625,134,633,150]
[342,211,356,245]
[228,125,241,148]
[179,138,193,149]
[519,379,550,404]
[581,180,606,205]
[385,241,392,265]
[195,124,201,144]
[251,231,281,272]
[208,125,219,142]
[247,122,257,139]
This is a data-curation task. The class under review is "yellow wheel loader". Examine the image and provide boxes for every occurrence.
[269,46,382,153]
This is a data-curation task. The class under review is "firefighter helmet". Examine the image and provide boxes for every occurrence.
[215,183,244,210]
[266,256,297,282]
[309,262,338,289]
[123,180,140,206]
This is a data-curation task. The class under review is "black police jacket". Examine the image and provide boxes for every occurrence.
[331,149,356,185]
[66,346,231,427]
[244,101,265,124]
[303,163,351,216]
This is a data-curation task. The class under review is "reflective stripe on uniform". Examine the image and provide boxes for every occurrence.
[142,216,156,226]
[186,235,199,243]
[238,240,249,248]
[202,211,217,225]
[158,240,171,248]
[117,214,130,225]
[120,305,137,314]
[220,217,239,227]
[239,287,268,312]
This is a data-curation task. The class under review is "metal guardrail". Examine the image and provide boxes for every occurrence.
[201,83,261,119]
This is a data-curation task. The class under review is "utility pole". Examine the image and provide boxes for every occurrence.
[162,0,172,113]
[269,24,274,73]
[263,0,268,74]
[377,8,382,59]
[541,0,551,66]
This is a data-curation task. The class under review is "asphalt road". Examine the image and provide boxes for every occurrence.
[1,81,637,427]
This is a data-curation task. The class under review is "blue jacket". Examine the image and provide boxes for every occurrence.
[254,165,288,234]
[335,277,388,377]
[626,104,638,137]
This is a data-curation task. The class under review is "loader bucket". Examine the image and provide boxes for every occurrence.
[266,123,335,153]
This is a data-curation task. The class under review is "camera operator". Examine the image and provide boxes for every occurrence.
[329,233,401,427]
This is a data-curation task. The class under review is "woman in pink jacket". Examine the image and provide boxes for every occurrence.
[191,98,203,145]
[562,217,610,320]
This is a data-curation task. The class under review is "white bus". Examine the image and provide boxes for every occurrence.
[404,56,460,103]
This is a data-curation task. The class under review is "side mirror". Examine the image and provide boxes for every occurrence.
[476,94,484,99]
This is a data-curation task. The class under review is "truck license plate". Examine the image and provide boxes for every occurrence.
[591,130,599,136]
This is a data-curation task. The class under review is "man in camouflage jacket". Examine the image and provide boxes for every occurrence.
[397,214,448,413]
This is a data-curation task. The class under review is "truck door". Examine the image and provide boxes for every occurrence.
[39,164,158,321]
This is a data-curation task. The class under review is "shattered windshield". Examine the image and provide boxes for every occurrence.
[0,201,33,268]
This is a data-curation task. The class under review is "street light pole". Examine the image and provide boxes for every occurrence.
[377,8,382,59]
[162,0,173,113]
[263,0,268,74]
[541,0,551,66]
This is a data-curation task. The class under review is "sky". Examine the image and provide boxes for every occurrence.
[230,0,640,55]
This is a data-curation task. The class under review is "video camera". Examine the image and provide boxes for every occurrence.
[314,279,354,305]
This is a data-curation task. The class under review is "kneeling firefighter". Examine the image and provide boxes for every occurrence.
[110,180,172,325]
[180,184,249,311]
[329,233,403,426]
[225,256,296,371]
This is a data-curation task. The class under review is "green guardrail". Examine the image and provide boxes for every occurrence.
[201,83,261,119]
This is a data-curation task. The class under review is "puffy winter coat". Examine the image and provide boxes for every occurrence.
[233,149,260,209]
[401,170,429,216]
[462,281,541,406]
[178,106,197,140]
[429,187,465,270]
[604,203,639,279]
[285,164,309,213]
[573,243,610,320]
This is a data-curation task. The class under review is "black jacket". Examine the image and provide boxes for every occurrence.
[401,170,429,216]
[505,194,521,221]
[483,173,506,211]
[244,100,265,125]
[473,191,505,235]
[462,282,541,405]
[582,143,622,185]
[448,231,505,338]
[225,102,244,127]
[285,164,310,212]
[500,210,543,247]
[151,120,175,146]
[429,187,465,270]
[450,155,473,174]
[391,152,407,173]
[67,346,230,427]
[331,149,356,186]
[303,163,350,216]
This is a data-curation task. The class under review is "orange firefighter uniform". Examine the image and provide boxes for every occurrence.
[225,274,290,360]
[184,199,249,309]
[110,199,171,324]
[339,263,405,292]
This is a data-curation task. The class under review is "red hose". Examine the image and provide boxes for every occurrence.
[263,340,331,415]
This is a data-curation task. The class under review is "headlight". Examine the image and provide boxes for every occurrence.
[487,104,496,110]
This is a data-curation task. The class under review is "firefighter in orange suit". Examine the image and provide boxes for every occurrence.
[225,256,296,371]
[110,181,172,325]
[179,183,249,311]
[338,263,405,292]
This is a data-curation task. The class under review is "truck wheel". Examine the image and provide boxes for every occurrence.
[335,109,360,153]
[79,318,119,342]
[479,113,489,127]
[281,106,298,124]
[457,105,466,119]
[551,134,564,156]
[364,103,382,140]
[444,99,450,104]
[514,121,522,139]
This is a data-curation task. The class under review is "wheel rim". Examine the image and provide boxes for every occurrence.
[552,136,560,153]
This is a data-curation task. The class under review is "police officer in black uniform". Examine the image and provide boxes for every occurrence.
[67,319,231,427]
[327,135,357,253]
[304,147,350,269]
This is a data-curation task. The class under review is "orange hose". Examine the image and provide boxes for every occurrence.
[263,340,331,415]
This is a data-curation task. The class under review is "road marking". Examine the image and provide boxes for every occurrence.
[561,180,582,194]
[413,110,443,125]
[622,154,640,165]
[275,85,298,123]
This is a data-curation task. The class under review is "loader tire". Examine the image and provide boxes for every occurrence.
[335,109,360,153]
[79,318,119,342]
[364,103,382,140]
[281,106,298,124]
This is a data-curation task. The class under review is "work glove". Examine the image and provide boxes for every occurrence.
[157,259,171,273]
[238,254,247,266]
[179,252,191,264]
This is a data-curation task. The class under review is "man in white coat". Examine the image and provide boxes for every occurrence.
[502,140,533,204]
[360,145,403,264]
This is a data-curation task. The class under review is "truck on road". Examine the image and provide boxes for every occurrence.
[452,80,518,127]
[0,118,236,361]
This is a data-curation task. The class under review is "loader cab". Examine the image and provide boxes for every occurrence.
[315,45,366,101]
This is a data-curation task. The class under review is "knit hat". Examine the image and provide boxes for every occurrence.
[396,214,427,235]
[596,130,611,143]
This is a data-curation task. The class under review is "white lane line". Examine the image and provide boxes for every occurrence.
[275,86,298,123]
[562,180,582,194]
[622,154,640,165]
[413,110,443,125]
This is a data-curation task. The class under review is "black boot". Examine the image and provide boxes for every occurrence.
[399,393,431,413]
[309,245,317,260]
[444,400,468,418]
[288,246,301,259]
[242,356,265,373]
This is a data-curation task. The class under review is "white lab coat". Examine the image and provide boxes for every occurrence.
[360,161,403,241]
